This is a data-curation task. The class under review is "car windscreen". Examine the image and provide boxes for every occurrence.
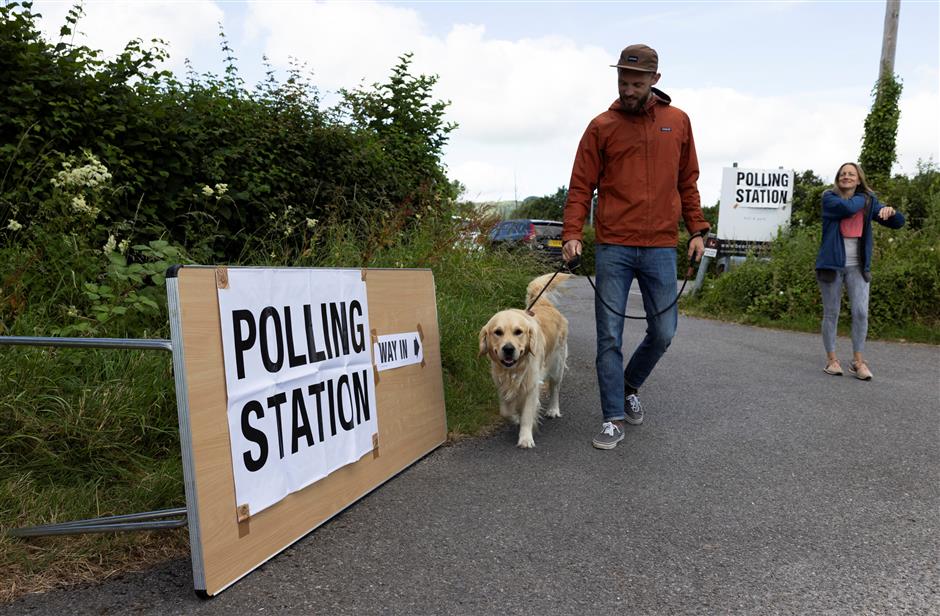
[533,223,562,238]
[490,221,530,241]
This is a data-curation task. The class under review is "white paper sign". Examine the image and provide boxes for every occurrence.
[717,167,793,242]
[217,269,377,517]
[373,331,423,372]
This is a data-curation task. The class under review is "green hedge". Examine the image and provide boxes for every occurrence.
[1,3,456,263]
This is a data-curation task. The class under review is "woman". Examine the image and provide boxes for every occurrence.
[815,162,904,380]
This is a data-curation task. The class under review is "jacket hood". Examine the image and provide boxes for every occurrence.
[608,87,672,112]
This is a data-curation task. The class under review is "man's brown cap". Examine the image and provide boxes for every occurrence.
[611,44,658,73]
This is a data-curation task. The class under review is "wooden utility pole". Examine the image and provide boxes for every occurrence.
[879,0,901,82]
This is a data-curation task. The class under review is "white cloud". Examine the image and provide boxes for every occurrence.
[29,1,939,210]
[676,87,868,205]
[670,80,938,206]
[34,1,224,73]
[244,1,938,207]
[244,1,426,93]
[244,1,617,203]
[429,27,612,144]
[895,80,940,175]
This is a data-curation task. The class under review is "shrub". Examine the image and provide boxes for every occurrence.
[876,160,940,230]
[0,4,458,263]
[686,183,940,341]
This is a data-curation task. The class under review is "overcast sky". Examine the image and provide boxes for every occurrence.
[31,0,940,207]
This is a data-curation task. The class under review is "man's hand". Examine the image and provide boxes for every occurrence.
[563,239,582,262]
[688,235,705,263]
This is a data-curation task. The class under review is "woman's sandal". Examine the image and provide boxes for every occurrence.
[823,360,843,376]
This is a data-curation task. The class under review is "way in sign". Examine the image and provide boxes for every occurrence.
[373,331,423,372]
[377,338,412,363]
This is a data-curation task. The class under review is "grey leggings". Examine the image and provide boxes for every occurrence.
[819,267,870,354]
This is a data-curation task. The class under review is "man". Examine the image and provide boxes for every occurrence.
[561,44,709,450]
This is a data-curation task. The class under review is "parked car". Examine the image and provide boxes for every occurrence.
[488,219,564,261]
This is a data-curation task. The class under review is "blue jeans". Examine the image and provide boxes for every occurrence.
[594,244,678,421]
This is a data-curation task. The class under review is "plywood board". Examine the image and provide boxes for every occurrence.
[167,266,447,596]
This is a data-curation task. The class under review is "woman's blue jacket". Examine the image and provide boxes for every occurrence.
[815,189,905,274]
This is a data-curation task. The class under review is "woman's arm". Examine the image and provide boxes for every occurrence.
[821,190,866,220]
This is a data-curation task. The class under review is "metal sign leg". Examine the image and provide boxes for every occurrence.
[9,507,187,537]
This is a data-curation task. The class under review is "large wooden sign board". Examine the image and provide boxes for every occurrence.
[166,266,447,596]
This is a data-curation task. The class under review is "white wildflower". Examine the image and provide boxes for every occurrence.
[888,238,894,243]
[6,219,22,231]
[214,183,228,195]
[102,234,116,254]
[306,218,318,229]
[53,153,111,190]
[67,305,79,317]
[118,238,130,254]
[201,185,214,197]
[71,195,100,218]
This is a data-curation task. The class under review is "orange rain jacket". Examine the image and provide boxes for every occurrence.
[562,88,710,247]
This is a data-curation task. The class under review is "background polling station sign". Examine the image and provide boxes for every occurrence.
[717,167,794,251]
[166,266,447,597]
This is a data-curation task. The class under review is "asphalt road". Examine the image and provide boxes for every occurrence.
[6,277,939,615]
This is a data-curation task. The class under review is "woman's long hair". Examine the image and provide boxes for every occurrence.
[833,162,873,196]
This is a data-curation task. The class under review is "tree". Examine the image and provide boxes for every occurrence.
[339,53,459,211]
[509,186,568,220]
[859,74,902,185]
[789,169,827,226]
[859,0,903,185]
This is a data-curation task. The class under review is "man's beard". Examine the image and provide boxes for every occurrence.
[620,92,649,113]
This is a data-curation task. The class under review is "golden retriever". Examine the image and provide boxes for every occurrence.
[478,273,570,448]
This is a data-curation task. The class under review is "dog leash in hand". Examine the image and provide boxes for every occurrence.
[574,259,694,319]
[525,235,702,318]
[564,234,702,320]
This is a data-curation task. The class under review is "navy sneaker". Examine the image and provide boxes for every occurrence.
[624,393,644,425]
[592,421,625,449]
